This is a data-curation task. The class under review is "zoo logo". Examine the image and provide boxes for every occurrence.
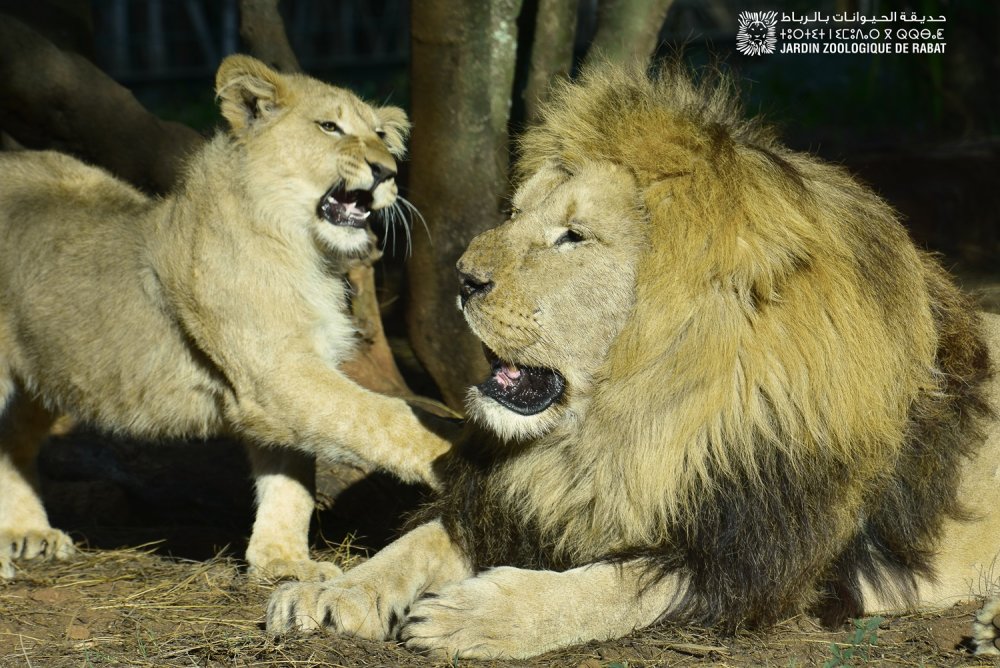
[736,11,778,56]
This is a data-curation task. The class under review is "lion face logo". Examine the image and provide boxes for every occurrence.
[736,11,778,56]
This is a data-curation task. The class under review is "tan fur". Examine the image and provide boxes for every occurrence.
[0,55,449,581]
[266,62,997,658]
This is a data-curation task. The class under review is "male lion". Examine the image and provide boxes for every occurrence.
[0,55,450,582]
[266,63,999,658]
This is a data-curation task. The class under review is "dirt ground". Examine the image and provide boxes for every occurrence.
[2,283,999,668]
[0,544,996,668]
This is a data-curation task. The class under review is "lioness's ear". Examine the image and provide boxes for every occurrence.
[215,55,289,134]
[376,106,410,157]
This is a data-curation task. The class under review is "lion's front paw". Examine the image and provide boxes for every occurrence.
[401,569,531,659]
[265,578,403,640]
[248,558,342,583]
[0,528,76,578]
[973,598,1000,656]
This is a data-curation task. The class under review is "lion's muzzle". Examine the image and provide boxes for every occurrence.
[476,345,566,416]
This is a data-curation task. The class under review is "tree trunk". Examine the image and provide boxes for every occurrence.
[407,0,524,409]
[585,0,674,66]
[524,0,578,124]
[238,0,300,72]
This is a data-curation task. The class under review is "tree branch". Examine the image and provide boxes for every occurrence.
[0,14,202,195]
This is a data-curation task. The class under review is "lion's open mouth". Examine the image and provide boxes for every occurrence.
[318,183,373,228]
[477,346,565,416]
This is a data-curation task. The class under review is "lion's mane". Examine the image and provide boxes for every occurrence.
[416,62,993,627]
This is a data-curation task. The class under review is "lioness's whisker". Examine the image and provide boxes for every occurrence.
[401,205,413,258]
[379,198,417,257]
[398,196,428,246]
[390,203,401,256]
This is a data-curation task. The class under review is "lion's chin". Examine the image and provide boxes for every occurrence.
[314,223,371,256]
[465,386,564,442]
[465,346,567,442]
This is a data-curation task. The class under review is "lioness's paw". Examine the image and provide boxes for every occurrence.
[265,579,403,640]
[401,568,531,659]
[0,528,76,579]
[248,558,342,583]
[973,598,1000,656]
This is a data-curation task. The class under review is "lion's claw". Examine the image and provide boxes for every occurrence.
[266,579,403,640]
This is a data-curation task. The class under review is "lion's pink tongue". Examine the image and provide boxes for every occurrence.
[495,362,522,389]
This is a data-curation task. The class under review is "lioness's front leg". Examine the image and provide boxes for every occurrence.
[244,444,341,581]
[0,393,76,579]
[401,560,682,659]
[230,361,451,488]
[266,520,470,639]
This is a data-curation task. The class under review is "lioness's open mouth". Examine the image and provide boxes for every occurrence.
[318,183,374,228]
[478,346,565,416]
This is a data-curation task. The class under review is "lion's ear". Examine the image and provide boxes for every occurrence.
[376,106,410,157]
[215,55,290,135]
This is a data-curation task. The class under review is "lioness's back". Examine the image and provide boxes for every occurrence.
[0,149,223,436]
[0,150,149,213]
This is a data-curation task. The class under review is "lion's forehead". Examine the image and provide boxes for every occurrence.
[518,162,637,207]
[511,165,645,248]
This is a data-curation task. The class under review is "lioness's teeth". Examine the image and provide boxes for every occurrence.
[361,211,371,220]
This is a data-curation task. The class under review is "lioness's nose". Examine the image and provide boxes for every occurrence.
[368,160,396,187]
[457,269,494,307]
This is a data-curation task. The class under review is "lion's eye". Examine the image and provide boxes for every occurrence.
[375,129,387,140]
[555,228,586,246]
[317,121,344,135]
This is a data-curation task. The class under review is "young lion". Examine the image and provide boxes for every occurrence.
[0,55,450,581]
[266,63,999,658]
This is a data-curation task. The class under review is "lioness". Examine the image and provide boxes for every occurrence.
[266,63,999,658]
[0,55,449,581]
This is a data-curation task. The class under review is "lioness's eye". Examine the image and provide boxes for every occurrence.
[555,228,586,246]
[376,129,387,140]
[317,121,344,135]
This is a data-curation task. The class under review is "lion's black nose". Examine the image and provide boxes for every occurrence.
[458,272,493,307]
[368,160,396,187]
